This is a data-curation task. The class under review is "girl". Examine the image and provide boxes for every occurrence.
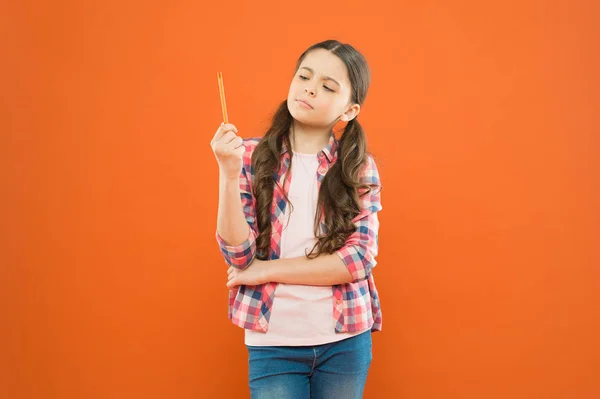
[211,40,382,399]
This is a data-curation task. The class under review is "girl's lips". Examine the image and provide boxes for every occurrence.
[296,99,314,109]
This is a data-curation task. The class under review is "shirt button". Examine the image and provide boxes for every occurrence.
[336,299,342,305]
[318,166,326,174]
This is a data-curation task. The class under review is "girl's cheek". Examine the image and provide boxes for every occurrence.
[317,98,330,108]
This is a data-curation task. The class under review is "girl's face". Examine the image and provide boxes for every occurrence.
[287,48,360,127]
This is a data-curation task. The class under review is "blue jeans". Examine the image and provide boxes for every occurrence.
[246,330,372,399]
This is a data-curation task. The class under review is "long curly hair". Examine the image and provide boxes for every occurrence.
[252,40,376,260]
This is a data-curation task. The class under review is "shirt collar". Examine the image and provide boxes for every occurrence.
[281,130,338,163]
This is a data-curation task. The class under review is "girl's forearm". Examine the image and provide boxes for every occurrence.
[267,253,353,286]
[216,174,250,246]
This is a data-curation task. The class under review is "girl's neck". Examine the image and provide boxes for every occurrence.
[289,120,332,155]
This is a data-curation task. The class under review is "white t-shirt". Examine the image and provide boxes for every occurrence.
[245,151,366,346]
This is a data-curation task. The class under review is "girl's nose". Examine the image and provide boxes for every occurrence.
[305,87,316,97]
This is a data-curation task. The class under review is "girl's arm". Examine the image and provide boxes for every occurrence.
[267,252,357,286]
[215,143,258,270]
[266,209,380,286]
[217,174,251,246]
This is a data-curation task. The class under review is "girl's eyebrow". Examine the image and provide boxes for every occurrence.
[300,66,341,87]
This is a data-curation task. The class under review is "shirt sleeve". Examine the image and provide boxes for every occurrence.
[334,154,383,283]
[215,143,258,270]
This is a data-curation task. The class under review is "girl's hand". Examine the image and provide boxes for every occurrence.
[210,123,245,180]
[226,260,271,289]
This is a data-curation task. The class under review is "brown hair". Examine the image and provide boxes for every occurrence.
[252,39,376,260]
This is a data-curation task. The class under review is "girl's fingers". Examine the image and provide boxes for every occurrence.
[211,123,238,145]
[230,144,246,158]
[224,136,243,149]
[218,137,244,157]
[220,131,237,145]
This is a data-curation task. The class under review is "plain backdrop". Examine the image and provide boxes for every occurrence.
[1,0,599,398]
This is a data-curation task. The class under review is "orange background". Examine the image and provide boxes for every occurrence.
[1,0,599,398]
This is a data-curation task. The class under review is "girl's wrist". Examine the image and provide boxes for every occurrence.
[248,259,276,285]
[219,170,240,183]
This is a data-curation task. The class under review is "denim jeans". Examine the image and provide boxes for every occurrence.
[246,330,372,399]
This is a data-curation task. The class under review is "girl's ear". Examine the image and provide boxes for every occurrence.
[340,103,361,122]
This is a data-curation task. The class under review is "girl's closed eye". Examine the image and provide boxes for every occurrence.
[298,75,334,92]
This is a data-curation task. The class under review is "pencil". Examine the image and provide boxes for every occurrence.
[217,72,229,124]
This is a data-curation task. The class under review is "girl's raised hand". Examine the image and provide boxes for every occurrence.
[210,123,245,180]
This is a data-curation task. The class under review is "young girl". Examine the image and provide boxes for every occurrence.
[211,40,382,399]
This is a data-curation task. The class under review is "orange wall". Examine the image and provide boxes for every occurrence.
[1,1,599,398]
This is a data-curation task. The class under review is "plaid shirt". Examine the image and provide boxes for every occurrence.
[215,132,383,333]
